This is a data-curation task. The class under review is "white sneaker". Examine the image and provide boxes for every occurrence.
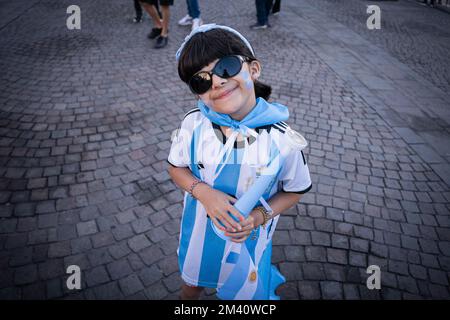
[178,14,192,26]
[192,18,203,30]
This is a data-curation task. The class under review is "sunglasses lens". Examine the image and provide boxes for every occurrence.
[188,56,245,94]
[189,72,212,94]
[214,56,242,78]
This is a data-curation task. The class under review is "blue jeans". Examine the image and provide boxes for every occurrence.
[255,0,273,25]
[186,0,200,19]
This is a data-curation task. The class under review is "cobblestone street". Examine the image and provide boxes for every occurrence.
[0,0,449,300]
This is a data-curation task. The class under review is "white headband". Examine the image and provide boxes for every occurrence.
[175,23,255,61]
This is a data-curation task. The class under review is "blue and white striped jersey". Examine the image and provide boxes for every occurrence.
[168,108,312,298]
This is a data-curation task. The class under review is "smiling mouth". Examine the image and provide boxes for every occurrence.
[215,86,238,100]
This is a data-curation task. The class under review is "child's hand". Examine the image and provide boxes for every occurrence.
[195,184,245,232]
[226,210,261,243]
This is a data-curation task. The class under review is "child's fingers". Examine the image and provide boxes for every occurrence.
[221,212,242,231]
[227,195,237,204]
[225,229,251,238]
[227,205,246,223]
[229,223,253,233]
[230,235,248,243]
[239,217,253,228]
[239,215,256,229]
[216,216,236,231]
[211,217,231,231]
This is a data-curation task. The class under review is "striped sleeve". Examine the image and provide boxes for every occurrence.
[167,110,199,168]
[278,148,312,194]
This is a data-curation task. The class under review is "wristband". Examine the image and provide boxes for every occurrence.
[188,179,204,199]
[255,206,271,229]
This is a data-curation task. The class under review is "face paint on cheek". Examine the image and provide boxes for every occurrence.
[241,70,253,90]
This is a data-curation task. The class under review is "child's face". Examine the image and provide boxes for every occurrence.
[197,58,261,121]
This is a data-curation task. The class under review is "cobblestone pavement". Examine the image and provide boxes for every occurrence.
[0,0,449,300]
[307,0,450,94]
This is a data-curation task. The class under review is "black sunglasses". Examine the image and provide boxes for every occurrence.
[188,55,252,95]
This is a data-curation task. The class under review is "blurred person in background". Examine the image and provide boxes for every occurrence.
[140,0,172,49]
[178,0,203,30]
[271,0,281,15]
[132,0,143,23]
[251,0,273,29]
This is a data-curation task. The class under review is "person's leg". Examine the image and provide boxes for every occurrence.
[155,0,162,19]
[186,0,193,18]
[160,5,170,37]
[180,283,204,300]
[134,0,143,20]
[255,0,269,25]
[178,0,193,25]
[154,0,171,48]
[188,0,201,19]
[140,1,163,29]
[266,0,273,15]
[272,0,281,14]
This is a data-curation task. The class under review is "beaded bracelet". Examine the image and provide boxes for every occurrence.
[188,179,204,199]
[255,206,271,229]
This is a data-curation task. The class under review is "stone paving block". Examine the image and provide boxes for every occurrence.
[64,253,91,271]
[139,265,163,286]
[87,248,113,267]
[101,232,127,254]
[298,281,321,300]
[149,210,170,227]
[85,266,110,287]
[350,238,369,253]
[48,241,71,258]
[9,247,33,267]
[94,281,124,300]
[162,273,183,293]
[302,263,326,280]
[146,226,170,244]
[1,0,450,301]
[5,233,27,249]
[272,246,286,264]
[127,253,146,271]
[139,245,164,266]
[320,281,343,300]
[349,251,366,268]
[279,262,303,281]
[397,275,419,295]
[410,144,444,164]
[131,218,152,234]
[144,281,169,300]
[111,223,134,241]
[76,220,98,237]
[128,234,151,253]
[14,264,38,285]
[106,259,133,281]
[284,245,306,262]
[157,255,178,277]
[343,283,360,299]
[311,231,331,247]
[22,282,46,300]
[327,248,348,265]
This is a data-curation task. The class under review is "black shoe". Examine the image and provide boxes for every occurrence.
[133,16,143,23]
[154,35,168,49]
[147,28,162,39]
